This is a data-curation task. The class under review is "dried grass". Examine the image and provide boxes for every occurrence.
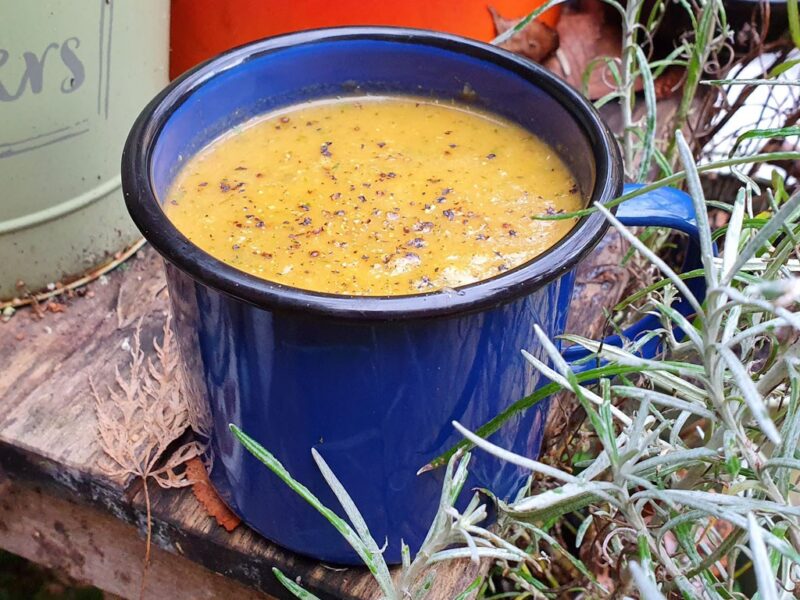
[92,313,202,599]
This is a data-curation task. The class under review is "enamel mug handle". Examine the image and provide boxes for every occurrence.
[561,183,706,367]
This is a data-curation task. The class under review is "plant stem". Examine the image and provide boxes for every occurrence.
[665,0,719,164]
[619,0,641,174]
[139,476,152,600]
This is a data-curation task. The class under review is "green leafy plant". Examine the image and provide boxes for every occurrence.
[231,426,525,599]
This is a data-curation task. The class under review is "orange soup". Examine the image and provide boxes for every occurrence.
[165,96,581,296]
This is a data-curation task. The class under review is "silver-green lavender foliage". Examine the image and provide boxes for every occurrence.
[230,425,524,599]
[460,132,800,598]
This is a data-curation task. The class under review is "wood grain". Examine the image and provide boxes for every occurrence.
[0,477,274,600]
[0,249,169,491]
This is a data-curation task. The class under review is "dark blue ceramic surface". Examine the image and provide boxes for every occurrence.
[122,28,704,564]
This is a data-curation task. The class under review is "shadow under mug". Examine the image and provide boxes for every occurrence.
[122,27,705,564]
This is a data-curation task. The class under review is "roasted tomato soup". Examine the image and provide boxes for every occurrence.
[165,97,582,295]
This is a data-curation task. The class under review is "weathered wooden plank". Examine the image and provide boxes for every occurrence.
[132,482,484,600]
[0,477,275,600]
[0,248,169,491]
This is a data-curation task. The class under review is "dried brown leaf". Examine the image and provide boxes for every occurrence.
[541,0,631,100]
[185,457,241,532]
[92,313,203,487]
[655,66,686,100]
[92,313,208,600]
[46,301,66,313]
[489,5,560,63]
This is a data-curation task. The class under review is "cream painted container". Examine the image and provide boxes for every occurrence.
[0,0,169,300]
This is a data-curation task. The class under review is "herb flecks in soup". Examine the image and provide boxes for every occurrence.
[165,97,581,296]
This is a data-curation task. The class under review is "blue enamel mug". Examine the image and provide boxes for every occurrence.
[122,27,704,564]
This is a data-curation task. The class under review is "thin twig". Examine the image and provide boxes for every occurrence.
[1,238,147,311]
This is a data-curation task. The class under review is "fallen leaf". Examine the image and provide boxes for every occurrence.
[186,457,241,532]
[93,315,200,488]
[489,5,559,63]
[654,66,685,100]
[46,301,66,313]
[542,0,632,99]
[93,314,206,596]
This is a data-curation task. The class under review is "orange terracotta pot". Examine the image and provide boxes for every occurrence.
[169,0,561,79]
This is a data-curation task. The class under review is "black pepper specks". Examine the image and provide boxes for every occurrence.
[166,97,581,297]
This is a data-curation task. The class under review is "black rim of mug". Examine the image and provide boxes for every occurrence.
[122,26,624,321]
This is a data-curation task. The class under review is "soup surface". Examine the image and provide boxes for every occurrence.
[165,96,582,296]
